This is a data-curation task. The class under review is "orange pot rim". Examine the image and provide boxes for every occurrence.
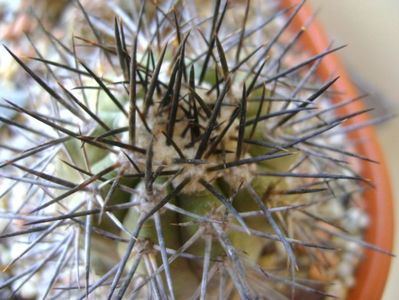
[280,1,394,299]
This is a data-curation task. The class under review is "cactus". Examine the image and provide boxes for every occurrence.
[0,0,390,299]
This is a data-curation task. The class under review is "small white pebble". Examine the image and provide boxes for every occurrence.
[327,280,348,299]
[345,241,362,254]
[344,207,368,232]
[322,201,344,219]
[342,252,360,266]
[347,207,362,221]
[337,262,353,278]
[358,212,370,228]
[344,275,355,288]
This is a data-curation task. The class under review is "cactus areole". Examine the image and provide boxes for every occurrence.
[0,0,393,299]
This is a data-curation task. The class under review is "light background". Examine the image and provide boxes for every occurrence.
[308,1,399,299]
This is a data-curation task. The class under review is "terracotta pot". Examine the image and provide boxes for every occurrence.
[280,1,394,299]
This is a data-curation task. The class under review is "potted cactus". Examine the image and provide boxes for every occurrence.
[0,0,394,299]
